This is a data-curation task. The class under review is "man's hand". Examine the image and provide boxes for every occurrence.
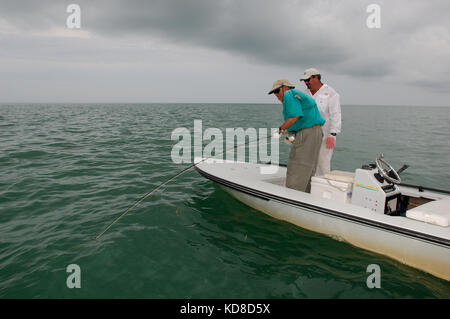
[278,127,289,135]
[326,136,336,149]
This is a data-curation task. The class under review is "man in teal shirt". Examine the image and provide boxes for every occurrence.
[268,79,325,192]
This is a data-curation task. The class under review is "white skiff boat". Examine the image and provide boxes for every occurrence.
[195,155,450,281]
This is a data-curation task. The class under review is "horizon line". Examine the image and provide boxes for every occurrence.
[0,102,449,108]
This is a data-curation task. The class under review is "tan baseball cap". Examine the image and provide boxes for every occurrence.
[300,68,320,81]
[268,79,295,94]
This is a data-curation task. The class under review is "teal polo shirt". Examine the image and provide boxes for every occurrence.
[282,89,325,132]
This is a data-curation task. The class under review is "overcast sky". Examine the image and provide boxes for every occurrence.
[0,0,449,105]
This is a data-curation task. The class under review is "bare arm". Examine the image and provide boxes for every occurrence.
[280,116,300,132]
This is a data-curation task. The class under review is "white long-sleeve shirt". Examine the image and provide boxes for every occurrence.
[305,84,341,139]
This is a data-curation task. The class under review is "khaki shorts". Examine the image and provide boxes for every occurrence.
[286,125,323,193]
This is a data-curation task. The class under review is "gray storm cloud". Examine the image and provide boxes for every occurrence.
[0,0,449,102]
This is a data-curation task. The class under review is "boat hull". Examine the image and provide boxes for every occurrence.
[222,185,450,281]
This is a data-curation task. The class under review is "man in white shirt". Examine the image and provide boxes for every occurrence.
[300,68,342,176]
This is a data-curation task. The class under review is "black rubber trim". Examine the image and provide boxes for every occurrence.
[195,165,450,247]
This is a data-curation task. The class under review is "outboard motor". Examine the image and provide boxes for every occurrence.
[351,154,403,215]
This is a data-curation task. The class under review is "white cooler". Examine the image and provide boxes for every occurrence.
[311,170,355,203]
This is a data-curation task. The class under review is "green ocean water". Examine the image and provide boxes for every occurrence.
[0,103,449,298]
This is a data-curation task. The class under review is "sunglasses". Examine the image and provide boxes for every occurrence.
[304,77,312,82]
[272,88,281,94]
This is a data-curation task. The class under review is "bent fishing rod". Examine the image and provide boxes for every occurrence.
[95,131,279,240]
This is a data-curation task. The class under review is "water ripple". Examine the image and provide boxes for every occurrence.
[0,103,449,298]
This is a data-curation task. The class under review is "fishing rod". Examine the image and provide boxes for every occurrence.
[95,131,278,240]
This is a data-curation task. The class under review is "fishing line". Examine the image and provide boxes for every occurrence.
[94,132,275,240]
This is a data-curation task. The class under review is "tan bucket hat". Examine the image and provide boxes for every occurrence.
[300,68,320,81]
[268,79,295,94]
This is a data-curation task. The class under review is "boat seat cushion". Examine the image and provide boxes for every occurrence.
[324,170,355,184]
[406,198,450,227]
